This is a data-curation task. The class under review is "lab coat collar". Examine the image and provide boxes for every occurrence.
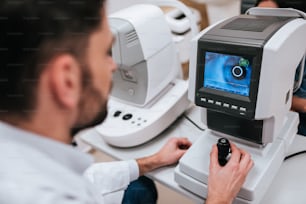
[0,121,94,175]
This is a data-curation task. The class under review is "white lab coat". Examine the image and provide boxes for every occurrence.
[0,122,139,204]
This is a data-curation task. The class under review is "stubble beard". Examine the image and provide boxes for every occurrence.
[70,64,110,136]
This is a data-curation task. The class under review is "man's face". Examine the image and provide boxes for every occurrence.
[72,9,116,134]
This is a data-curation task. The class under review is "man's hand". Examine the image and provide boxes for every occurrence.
[136,137,192,175]
[291,95,306,113]
[206,143,253,204]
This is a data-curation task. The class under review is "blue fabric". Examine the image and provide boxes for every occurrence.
[297,112,306,136]
[122,176,158,204]
[294,59,306,136]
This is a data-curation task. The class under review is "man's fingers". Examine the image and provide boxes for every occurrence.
[228,142,242,163]
[239,150,253,170]
[178,137,192,149]
[210,145,220,169]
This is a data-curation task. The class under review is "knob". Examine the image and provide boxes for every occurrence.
[217,138,230,166]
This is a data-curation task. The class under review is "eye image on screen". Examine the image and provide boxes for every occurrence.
[203,52,252,96]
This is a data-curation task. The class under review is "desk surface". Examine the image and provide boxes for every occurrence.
[80,106,306,204]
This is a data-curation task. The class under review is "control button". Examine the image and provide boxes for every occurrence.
[208,99,214,104]
[121,70,137,82]
[231,105,238,110]
[240,107,246,112]
[217,138,230,166]
[223,103,230,108]
[215,101,221,106]
[200,98,207,102]
[122,113,133,120]
[113,111,122,117]
[128,89,134,96]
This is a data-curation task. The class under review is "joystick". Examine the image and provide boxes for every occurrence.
[217,138,231,166]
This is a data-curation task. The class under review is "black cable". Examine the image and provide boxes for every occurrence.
[183,114,205,131]
[284,150,306,161]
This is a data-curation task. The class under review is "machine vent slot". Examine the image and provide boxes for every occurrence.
[222,17,290,32]
[125,30,138,47]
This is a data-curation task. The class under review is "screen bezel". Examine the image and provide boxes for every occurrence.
[195,40,263,118]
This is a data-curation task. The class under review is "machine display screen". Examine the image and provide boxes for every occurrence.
[203,52,252,97]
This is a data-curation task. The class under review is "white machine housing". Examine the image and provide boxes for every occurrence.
[165,7,202,64]
[95,4,191,147]
[96,79,189,147]
[175,8,306,204]
[188,8,306,145]
[110,4,180,107]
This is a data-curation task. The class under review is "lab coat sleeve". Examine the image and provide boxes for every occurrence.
[83,160,139,196]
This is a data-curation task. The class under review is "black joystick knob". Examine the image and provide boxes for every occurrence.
[217,138,231,166]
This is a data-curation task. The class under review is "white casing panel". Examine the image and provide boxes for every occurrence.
[109,4,172,60]
[110,4,179,106]
[255,18,306,117]
[96,79,190,147]
[255,18,306,142]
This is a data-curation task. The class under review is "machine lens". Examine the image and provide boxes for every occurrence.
[232,65,246,80]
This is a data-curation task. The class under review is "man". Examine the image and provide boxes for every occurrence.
[0,0,253,204]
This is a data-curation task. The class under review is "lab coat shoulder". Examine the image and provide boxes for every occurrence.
[0,141,102,204]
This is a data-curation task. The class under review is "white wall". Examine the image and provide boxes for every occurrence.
[189,0,241,25]
[106,0,149,14]
[108,0,241,25]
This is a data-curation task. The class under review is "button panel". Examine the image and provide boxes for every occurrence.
[199,97,247,115]
[111,110,148,127]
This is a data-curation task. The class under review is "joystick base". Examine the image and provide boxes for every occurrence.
[174,111,298,203]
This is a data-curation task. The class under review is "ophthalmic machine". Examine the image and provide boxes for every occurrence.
[174,8,306,204]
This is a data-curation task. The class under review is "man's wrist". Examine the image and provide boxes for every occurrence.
[206,195,233,204]
[136,154,161,176]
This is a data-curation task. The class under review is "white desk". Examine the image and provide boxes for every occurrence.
[80,106,306,204]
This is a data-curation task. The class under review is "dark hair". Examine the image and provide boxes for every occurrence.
[0,0,105,117]
[277,0,306,13]
[256,0,306,12]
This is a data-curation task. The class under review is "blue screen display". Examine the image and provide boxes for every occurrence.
[203,52,252,96]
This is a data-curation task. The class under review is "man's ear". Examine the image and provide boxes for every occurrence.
[47,54,81,109]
